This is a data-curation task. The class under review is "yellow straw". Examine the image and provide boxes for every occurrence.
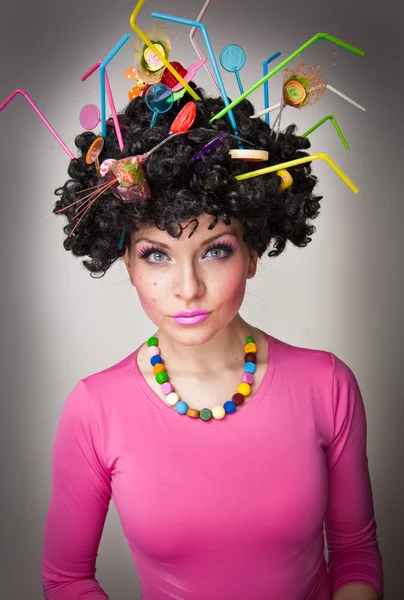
[235,153,359,193]
[129,1,201,101]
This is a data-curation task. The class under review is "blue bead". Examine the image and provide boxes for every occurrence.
[244,361,256,374]
[175,400,189,414]
[224,400,237,414]
[150,355,163,366]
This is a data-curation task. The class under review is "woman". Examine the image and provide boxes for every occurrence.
[40,82,384,599]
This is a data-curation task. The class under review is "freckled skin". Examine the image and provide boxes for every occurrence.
[122,215,258,348]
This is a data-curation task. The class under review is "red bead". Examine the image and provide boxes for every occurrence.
[244,352,256,363]
[232,393,245,406]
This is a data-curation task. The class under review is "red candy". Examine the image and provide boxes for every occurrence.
[170,102,197,134]
[161,61,187,89]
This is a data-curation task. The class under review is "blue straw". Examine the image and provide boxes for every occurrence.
[151,11,243,147]
[100,33,131,138]
[262,52,281,126]
[117,229,126,250]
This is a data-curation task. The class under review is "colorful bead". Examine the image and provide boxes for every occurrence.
[224,400,237,413]
[199,408,212,421]
[238,382,251,396]
[161,382,174,395]
[150,355,163,366]
[212,406,226,420]
[186,408,200,418]
[232,392,245,406]
[246,336,255,343]
[244,361,257,374]
[148,345,160,357]
[153,363,165,375]
[156,371,169,384]
[244,342,257,354]
[147,336,159,347]
[175,400,188,414]
[167,392,179,406]
[242,372,254,384]
[244,352,256,363]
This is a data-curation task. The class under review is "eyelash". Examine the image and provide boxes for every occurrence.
[137,241,237,266]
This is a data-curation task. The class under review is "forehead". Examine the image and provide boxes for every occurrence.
[134,215,244,246]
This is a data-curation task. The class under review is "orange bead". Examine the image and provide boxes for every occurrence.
[186,408,200,418]
[244,342,257,354]
[153,363,165,375]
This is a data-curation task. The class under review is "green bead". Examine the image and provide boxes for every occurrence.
[156,371,169,384]
[147,336,159,347]
[199,408,212,421]
[246,336,255,343]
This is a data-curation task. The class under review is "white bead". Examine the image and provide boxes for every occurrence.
[212,405,226,419]
[167,392,179,406]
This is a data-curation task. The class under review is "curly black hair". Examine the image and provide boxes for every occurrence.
[54,83,322,278]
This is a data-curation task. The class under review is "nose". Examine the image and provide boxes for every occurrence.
[173,261,206,302]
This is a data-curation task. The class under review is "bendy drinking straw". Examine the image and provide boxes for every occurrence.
[0,89,75,159]
[129,1,201,101]
[189,0,220,94]
[100,33,131,138]
[263,52,282,125]
[301,114,350,150]
[209,32,364,124]
[235,153,359,193]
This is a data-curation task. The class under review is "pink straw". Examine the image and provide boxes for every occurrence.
[189,0,220,94]
[81,61,125,152]
[0,89,75,159]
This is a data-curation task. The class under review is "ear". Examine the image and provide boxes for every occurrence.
[247,250,259,279]
[122,247,135,286]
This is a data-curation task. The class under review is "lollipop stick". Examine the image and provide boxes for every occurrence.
[209,32,364,124]
[235,152,359,193]
[263,52,282,125]
[301,114,350,149]
[150,112,158,128]
[0,89,75,159]
[129,1,201,101]
[235,71,244,94]
[250,103,281,119]
[326,84,366,111]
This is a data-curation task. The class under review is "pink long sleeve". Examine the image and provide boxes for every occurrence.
[324,354,384,597]
[41,332,383,599]
[41,381,111,599]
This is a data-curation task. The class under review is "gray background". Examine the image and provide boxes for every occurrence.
[1,0,403,598]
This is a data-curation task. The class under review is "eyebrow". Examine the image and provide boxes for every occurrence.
[134,229,239,249]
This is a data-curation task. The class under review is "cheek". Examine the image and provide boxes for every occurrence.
[214,257,248,301]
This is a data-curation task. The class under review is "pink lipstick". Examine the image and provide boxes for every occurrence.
[172,309,211,326]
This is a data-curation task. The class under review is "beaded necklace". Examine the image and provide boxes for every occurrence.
[146,335,257,421]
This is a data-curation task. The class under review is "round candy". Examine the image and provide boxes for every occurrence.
[244,342,257,354]
[156,371,169,384]
[232,392,245,406]
[186,408,200,418]
[220,44,246,73]
[143,44,166,72]
[147,336,159,347]
[229,149,269,161]
[153,363,165,375]
[85,136,104,165]
[284,79,306,107]
[170,102,197,134]
[199,408,212,421]
[246,336,255,343]
[244,352,256,363]
[224,400,237,414]
[242,372,254,384]
[161,60,187,89]
[277,169,293,192]
[148,345,160,357]
[167,392,179,406]
[161,382,174,395]
[238,382,251,396]
[175,400,188,414]
[150,355,163,366]
[80,104,100,130]
[244,361,257,374]
[212,406,226,420]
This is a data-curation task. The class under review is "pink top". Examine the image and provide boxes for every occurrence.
[41,332,384,600]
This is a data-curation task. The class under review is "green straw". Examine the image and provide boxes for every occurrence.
[209,33,364,124]
[301,114,350,150]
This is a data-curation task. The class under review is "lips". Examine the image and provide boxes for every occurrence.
[173,309,210,318]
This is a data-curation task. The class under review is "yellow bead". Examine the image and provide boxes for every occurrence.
[212,406,226,420]
[238,383,251,396]
[167,392,179,406]
[244,342,257,354]
[153,363,165,375]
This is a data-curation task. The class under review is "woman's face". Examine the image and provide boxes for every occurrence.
[123,214,259,346]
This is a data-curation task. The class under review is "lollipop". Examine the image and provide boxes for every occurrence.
[220,44,247,94]
[145,83,174,128]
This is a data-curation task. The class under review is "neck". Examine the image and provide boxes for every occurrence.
[155,314,257,375]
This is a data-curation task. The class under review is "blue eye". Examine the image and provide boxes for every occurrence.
[137,241,236,266]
